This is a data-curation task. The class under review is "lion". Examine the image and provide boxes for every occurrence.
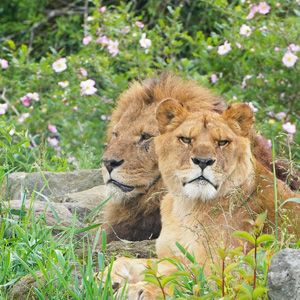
[99,101,300,299]
[101,73,299,243]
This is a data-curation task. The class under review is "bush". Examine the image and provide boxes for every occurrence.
[0,0,299,170]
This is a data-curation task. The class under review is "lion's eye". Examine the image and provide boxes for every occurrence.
[218,140,230,147]
[140,132,152,141]
[179,136,191,144]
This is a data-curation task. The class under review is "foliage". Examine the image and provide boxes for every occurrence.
[0,183,118,299]
[0,0,300,171]
[142,212,278,299]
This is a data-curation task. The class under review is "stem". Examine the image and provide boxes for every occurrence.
[155,274,166,300]
[222,259,225,297]
[272,140,278,241]
[253,234,258,290]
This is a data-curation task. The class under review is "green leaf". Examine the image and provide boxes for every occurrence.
[74,223,102,235]
[278,198,300,210]
[252,286,268,299]
[232,231,255,244]
[160,275,177,287]
[224,262,239,274]
[143,275,159,286]
[7,40,16,50]
[256,234,275,245]
[242,256,256,269]
[237,284,253,297]
[217,248,226,260]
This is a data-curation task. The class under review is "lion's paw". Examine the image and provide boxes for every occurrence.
[116,282,158,300]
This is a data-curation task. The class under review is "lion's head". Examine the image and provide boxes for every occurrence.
[101,74,224,204]
[155,100,255,203]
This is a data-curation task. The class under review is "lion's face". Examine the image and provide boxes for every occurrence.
[155,100,255,202]
[102,103,161,203]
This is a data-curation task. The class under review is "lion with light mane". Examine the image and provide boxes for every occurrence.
[100,101,300,299]
[101,73,299,243]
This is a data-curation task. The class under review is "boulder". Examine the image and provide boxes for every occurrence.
[267,248,300,300]
[2,170,103,201]
[7,263,83,300]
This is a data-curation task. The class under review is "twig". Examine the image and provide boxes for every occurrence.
[83,0,89,37]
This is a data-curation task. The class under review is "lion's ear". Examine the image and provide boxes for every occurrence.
[222,103,255,136]
[156,98,188,134]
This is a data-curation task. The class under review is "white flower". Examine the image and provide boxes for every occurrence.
[282,51,298,68]
[207,45,213,50]
[245,102,258,112]
[9,128,15,136]
[107,40,119,57]
[58,81,69,88]
[27,92,39,101]
[139,33,152,48]
[47,137,59,147]
[0,103,8,115]
[210,74,218,84]
[217,41,231,55]
[241,74,253,89]
[0,59,9,69]
[80,79,97,95]
[258,2,271,15]
[52,58,67,72]
[260,26,268,32]
[288,44,300,53]
[239,24,252,37]
[282,122,296,135]
[87,16,94,21]
[18,113,30,124]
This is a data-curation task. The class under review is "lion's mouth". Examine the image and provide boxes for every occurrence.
[184,175,218,190]
[107,179,135,193]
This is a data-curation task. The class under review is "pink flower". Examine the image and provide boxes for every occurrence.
[107,40,119,56]
[73,106,78,111]
[282,51,298,67]
[58,81,69,88]
[52,58,67,72]
[260,26,268,32]
[48,124,58,133]
[282,122,296,134]
[82,35,92,45]
[233,96,238,100]
[256,73,264,78]
[241,75,252,89]
[210,74,219,84]
[62,97,66,102]
[245,102,258,112]
[20,95,31,106]
[101,115,107,120]
[99,6,106,13]
[246,6,258,19]
[135,21,145,28]
[0,59,9,69]
[47,137,59,147]
[27,92,39,101]
[276,3,281,7]
[93,108,97,112]
[288,44,300,53]
[275,112,286,121]
[217,41,231,55]
[236,43,242,49]
[0,103,8,115]
[96,35,109,45]
[18,113,30,124]
[274,47,279,51]
[267,139,272,148]
[139,33,152,48]
[239,24,252,37]
[258,2,271,14]
[65,103,69,106]
[53,95,57,98]
[80,79,97,95]
[121,26,130,34]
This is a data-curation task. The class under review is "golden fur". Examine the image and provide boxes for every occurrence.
[101,73,299,243]
[100,102,300,300]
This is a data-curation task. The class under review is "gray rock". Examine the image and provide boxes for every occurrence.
[2,170,103,201]
[267,248,300,300]
[7,200,94,255]
[7,263,83,300]
[55,185,106,208]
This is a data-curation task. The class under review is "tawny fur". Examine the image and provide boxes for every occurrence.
[101,73,299,243]
[100,103,300,300]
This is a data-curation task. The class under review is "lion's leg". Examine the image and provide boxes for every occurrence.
[98,257,177,299]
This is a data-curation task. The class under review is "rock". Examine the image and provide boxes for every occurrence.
[2,170,103,201]
[267,248,300,300]
[7,200,94,256]
[98,240,157,265]
[55,185,107,222]
[7,263,83,300]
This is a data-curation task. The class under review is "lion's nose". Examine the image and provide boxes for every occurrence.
[191,157,215,171]
[102,158,124,174]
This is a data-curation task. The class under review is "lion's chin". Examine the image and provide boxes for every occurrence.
[182,181,218,202]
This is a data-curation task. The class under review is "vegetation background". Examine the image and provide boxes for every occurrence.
[0,0,299,173]
[0,0,300,299]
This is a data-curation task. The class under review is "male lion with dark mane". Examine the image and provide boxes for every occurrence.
[99,101,300,299]
[101,73,299,243]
